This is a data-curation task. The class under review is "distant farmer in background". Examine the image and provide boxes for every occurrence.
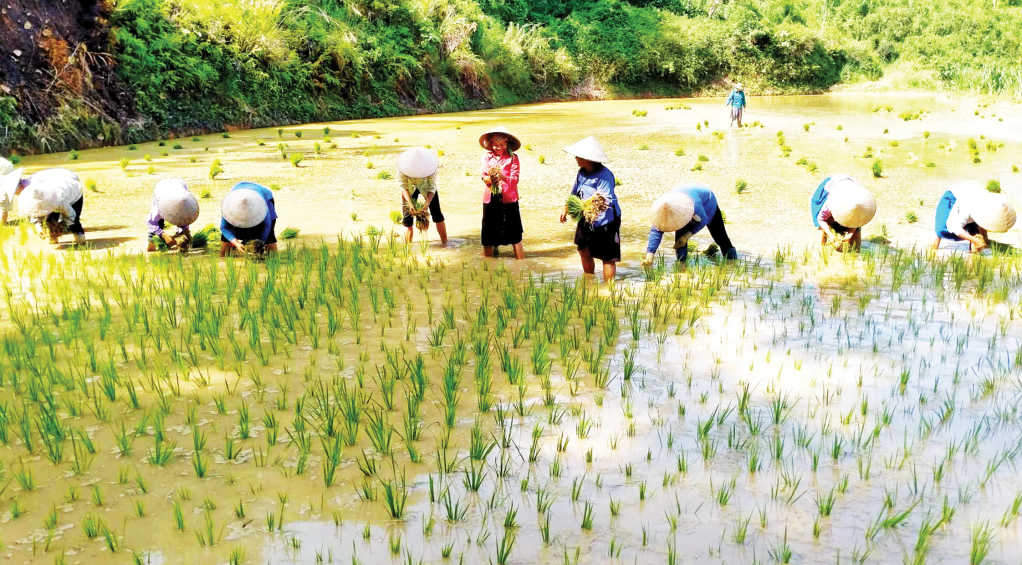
[560,136,621,282]
[2,164,87,245]
[397,147,447,244]
[726,83,746,127]
[480,126,525,259]
[147,179,199,253]
[643,183,737,266]
[220,182,277,257]
[931,182,1016,252]
[811,175,876,251]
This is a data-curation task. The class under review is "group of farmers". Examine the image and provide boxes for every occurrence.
[0,119,1016,277]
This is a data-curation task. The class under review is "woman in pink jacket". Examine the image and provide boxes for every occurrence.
[479,126,525,259]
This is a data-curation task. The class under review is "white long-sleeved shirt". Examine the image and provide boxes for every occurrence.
[945,200,976,238]
[24,169,83,226]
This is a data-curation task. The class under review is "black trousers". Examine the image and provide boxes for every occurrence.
[674,207,734,260]
[47,196,84,235]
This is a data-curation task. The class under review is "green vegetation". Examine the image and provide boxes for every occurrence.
[872,159,884,178]
[986,179,1001,193]
[5,0,1022,153]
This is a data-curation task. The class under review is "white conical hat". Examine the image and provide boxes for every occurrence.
[825,176,875,228]
[397,148,438,179]
[0,157,15,177]
[973,193,1016,233]
[649,191,695,232]
[563,136,610,164]
[221,188,268,228]
[479,126,521,152]
[1,163,22,204]
[155,179,199,227]
[17,182,61,218]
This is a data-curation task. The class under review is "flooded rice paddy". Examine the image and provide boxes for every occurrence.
[2,94,1022,565]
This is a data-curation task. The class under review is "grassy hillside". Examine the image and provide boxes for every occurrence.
[1,0,1020,154]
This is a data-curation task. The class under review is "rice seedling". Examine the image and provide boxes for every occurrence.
[872,159,883,177]
[986,180,1000,193]
[580,500,595,530]
[735,179,747,194]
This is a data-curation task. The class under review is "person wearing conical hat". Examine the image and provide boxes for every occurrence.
[560,136,621,282]
[480,126,525,259]
[931,182,1016,252]
[725,83,746,127]
[6,166,87,246]
[397,147,447,244]
[147,179,200,253]
[0,157,24,225]
[811,175,876,251]
[219,182,278,257]
[643,183,737,266]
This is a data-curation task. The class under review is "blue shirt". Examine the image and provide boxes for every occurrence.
[725,90,746,108]
[570,165,620,228]
[646,184,717,254]
[220,182,276,243]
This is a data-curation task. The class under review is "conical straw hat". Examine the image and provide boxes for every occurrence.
[155,179,199,227]
[973,193,1016,233]
[0,157,15,178]
[1,165,23,204]
[825,177,875,228]
[649,191,695,232]
[17,182,61,218]
[397,148,439,179]
[479,126,521,152]
[563,136,610,164]
[221,188,268,229]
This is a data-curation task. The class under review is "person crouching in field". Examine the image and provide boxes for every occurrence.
[397,147,447,244]
[220,182,277,257]
[931,183,1016,252]
[480,126,525,259]
[560,136,621,282]
[811,175,876,251]
[643,183,737,266]
[3,165,87,245]
[147,179,199,253]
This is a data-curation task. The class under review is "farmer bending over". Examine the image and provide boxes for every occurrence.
[220,182,278,257]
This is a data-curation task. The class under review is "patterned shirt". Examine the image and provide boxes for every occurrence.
[398,173,437,196]
[570,165,619,228]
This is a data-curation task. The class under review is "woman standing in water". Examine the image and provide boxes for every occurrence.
[480,126,524,259]
[560,136,621,282]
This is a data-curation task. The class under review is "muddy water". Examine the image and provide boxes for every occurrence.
[9,93,1022,267]
[3,96,1022,565]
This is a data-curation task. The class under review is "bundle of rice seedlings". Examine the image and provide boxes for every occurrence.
[408,197,430,231]
[390,211,403,224]
[173,232,192,253]
[488,167,501,195]
[191,224,219,249]
[565,193,609,224]
[244,240,267,259]
[281,226,300,240]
